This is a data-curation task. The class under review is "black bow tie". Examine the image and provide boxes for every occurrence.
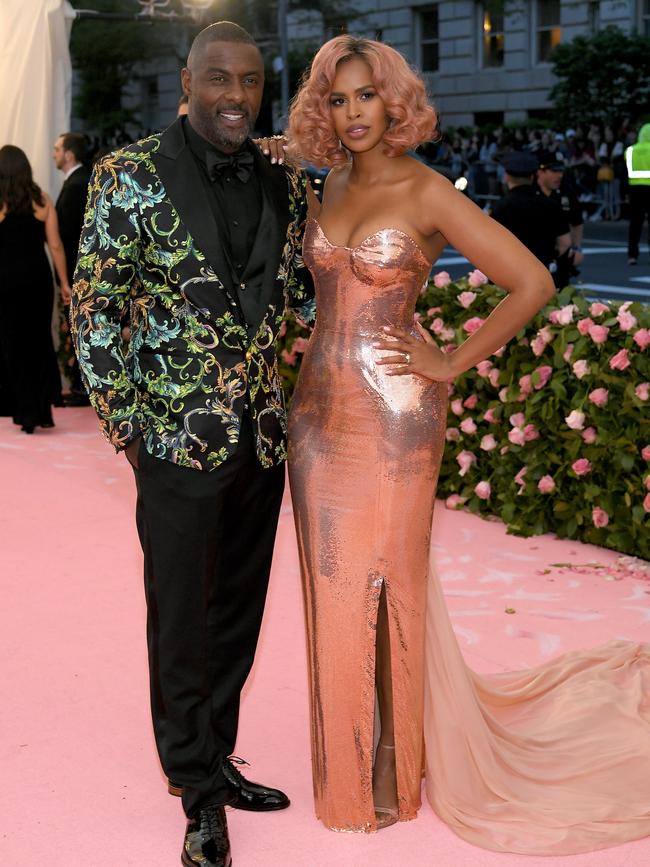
[206,148,254,184]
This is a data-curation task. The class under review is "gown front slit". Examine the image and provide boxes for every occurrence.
[288,218,650,851]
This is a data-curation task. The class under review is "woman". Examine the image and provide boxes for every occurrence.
[286,35,650,853]
[0,145,70,432]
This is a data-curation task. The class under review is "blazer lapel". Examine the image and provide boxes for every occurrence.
[152,118,235,292]
[249,148,290,311]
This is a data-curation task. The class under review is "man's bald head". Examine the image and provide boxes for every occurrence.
[187,21,259,71]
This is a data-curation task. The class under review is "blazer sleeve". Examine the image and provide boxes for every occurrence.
[69,155,145,451]
[283,168,316,326]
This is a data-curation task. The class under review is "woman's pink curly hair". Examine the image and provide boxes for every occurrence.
[287,35,438,168]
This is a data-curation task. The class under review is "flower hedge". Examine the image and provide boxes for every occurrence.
[278,275,650,560]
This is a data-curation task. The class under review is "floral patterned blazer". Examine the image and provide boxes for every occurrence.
[71,119,315,471]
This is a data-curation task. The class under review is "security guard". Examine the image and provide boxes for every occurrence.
[626,123,650,265]
[536,150,584,287]
[490,151,571,274]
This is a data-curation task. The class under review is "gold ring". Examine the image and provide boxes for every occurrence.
[404,352,411,365]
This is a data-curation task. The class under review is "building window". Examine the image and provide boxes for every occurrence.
[415,5,439,73]
[325,18,348,39]
[535,0,561,64]
[481,1,504,68]
[643,0,650,38]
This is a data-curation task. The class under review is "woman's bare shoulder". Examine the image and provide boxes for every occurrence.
[33,193,51,221]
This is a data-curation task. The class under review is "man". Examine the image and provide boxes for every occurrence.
[490,151,571,274]
[536,150,584,288]
[53,132,91,405]
[626,123,650,265]
[70,22,315,867]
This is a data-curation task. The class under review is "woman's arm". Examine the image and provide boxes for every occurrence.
[42,195,71,303]
[376,172,555,381]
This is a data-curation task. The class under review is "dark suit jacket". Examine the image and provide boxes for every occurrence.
[55,165,91,283]
[70,119,315,471]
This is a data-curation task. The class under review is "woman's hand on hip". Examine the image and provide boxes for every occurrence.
[373,322,457,381]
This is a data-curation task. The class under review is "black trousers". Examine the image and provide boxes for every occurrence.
[628,185,650,259]
[133,415,285,817]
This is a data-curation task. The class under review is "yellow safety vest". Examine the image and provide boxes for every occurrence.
[626,143,650,186]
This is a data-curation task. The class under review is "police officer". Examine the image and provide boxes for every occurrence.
[536,150,584,287]
[490,151,571,275]
[626,123,650,265]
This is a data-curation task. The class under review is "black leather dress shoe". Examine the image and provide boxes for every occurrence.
[170,756,290,812]
[181,804,232,867]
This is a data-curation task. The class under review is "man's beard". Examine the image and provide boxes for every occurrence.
[194,103,254,153]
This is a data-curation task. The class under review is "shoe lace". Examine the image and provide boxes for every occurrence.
[225,755,250,784]
[200,806,228,846]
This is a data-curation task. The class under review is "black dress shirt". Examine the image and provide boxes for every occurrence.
[184,119,262,287]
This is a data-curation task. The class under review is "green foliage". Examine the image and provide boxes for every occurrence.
[279,280,650,559]
[69,0,171,135]
[549,27,650,129]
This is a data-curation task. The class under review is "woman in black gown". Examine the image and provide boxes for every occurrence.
[0,146,71,432]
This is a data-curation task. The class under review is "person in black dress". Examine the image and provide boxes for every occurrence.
[0,145,70,433]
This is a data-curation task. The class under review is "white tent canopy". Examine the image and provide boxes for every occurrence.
[0,0,75,197]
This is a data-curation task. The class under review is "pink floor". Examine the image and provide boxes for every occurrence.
[1,407,649,867]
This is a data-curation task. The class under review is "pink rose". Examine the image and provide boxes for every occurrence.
[617,310,637,331]
[643,445,650,461]
[413,312,422,322]
[539,325,554,344]
[480,434,497,451]
[508,427,526,446]
[430,317,445,334]
[488,368,500,388]
[533,365,553,389]
[565,410,585,430]
[446,494,467,510]
[447,382,455,396]
[634,328,650,350]
[476,360,493,378]
[483,408,498,423]
[292,337,309,353]
[460,418,477,434]
[509,412,525,427]
[444,344,456,353]
[474,480,491,499]
[548,309,561,325]
[523,423,539,442]
[592,507,609,529]
[589,324,610,344]
[281,349,297,366]
[563,343,574,362]
[555,304,576,325]
[278,321,287,338]
[445,427,460,442]
[588,388,609,408]
[646,476,650,492]
[441,327,456,342]
[433,271,451,288]
[468,269,488,288]
[463,394,478,410]
[635,383,650,401]
[589,302,610,317]
[582,426,597,444]
[493,345,506,358]
[518,374,533,396]
[531,335,547,357]
[456,450,476,477]
[451,398,464,416]
[463,316,484,334]
[514,466,527,489]
[572,458,592,476]
[458,291,477,308]
[572,359,590,379]
[577,317,594,336]
[644,493,650,513]
[537,475,555,494]
[498,387,509,403]
[609,348,631,370]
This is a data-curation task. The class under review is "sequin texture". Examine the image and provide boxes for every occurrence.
[288,219,447,832]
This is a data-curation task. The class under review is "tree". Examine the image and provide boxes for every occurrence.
[549,27,650,129]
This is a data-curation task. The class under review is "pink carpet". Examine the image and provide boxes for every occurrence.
[1,407,649,867]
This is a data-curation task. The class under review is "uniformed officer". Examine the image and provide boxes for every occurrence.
[626,123,650,265]
[536,150,584,287]
[490,151,571,274]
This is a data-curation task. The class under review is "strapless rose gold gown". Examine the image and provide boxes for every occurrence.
[289,219,650,851]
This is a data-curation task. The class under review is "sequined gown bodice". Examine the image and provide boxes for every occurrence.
[288,219,650,854]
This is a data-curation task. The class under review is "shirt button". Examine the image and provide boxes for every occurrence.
[226,177,231,183]
[232,219,239,227]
